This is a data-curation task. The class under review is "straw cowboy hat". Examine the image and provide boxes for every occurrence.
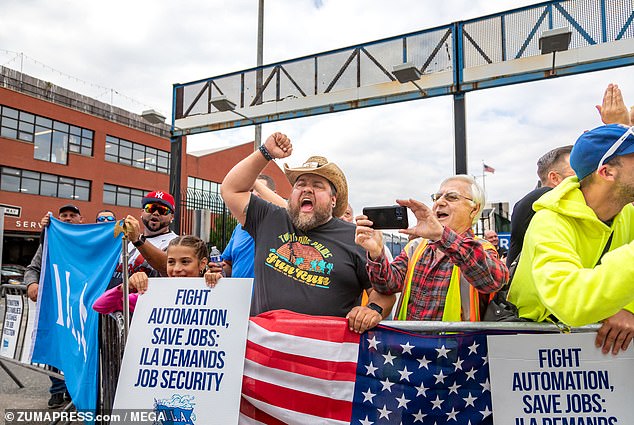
[283,156,349,218]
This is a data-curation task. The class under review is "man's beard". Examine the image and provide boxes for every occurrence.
[142,216,170,234]
[614,179,634,206]
[288,202,332,232]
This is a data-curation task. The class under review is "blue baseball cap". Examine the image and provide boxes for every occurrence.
[570,124,634,180]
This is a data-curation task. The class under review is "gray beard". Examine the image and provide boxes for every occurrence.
[288,204,332,232]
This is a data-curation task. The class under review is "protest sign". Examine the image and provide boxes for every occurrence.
[1,294,24,358]
[488,333,633,425]
[20,298,37,364]
[114,277,253,425]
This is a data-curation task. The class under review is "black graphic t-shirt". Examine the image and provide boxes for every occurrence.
[244,195,371,317]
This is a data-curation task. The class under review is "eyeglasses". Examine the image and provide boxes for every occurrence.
[431,191,474,203]
[96,216,116,222]
[597,125,634,170]
[144,204,173,215]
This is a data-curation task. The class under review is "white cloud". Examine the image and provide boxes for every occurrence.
[1,0,632,216]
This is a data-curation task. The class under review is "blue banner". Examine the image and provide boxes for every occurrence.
[32,217,122,414]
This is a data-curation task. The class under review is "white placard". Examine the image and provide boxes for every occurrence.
[1,294,24,358]
[488,333,634,425]
[20,298,37,363]
[113,277,253,425]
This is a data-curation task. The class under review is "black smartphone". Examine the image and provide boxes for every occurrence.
[362,205,409,229]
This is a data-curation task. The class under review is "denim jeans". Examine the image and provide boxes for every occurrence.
[48,367,67,394]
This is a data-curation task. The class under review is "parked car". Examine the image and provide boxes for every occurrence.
[1,264,26,285]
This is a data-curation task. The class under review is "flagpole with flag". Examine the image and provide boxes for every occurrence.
[482,161,495,196]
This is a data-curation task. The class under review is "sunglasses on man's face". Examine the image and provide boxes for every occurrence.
[431,191,474,203]
[96,216,116,222]
[144,204,173,216]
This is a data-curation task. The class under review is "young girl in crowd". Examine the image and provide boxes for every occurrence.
[93,235,220,314]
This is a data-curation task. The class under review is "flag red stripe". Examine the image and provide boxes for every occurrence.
[242,377,352,422]
[240,397,287,425]
[245,340,358,382]
[251,310,360,343]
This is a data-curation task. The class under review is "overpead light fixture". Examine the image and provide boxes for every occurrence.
[392,62,425,94]
[539,27,572,55]
[209,95,253,122]
[209,95,237,112]
[539,27,572,76]
[392,62,422,83]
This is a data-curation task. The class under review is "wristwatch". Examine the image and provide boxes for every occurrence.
[367,302,383,315]
[132,235,146,248]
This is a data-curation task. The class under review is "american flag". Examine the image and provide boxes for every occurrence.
[483,164,495,174]
[240,310,493,425]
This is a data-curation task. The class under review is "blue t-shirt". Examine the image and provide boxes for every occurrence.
[222,223,255,278]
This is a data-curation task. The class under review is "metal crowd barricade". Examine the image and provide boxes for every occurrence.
[97,311,126,418]
[383,320,602,334]
[0,283,65,382]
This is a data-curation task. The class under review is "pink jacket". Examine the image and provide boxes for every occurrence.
[93,285,139,314]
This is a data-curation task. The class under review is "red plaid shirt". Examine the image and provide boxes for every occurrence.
[367,227,508,320]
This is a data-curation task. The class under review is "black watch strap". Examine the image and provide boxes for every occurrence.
[132,235,146,248]
[367,302,383,315]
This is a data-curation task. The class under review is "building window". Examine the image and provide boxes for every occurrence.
[105,135,170,174]
[103,184,147,208]
[0,167,90,201]
[186,176,222,211]
[0,105,93,160]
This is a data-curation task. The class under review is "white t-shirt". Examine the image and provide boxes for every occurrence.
[106,231,178,289]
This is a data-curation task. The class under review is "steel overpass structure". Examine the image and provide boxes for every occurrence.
[168,0,634,220]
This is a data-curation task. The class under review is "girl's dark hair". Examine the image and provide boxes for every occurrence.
[168,235,209,260]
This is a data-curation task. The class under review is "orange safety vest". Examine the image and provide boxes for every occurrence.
[395,237,495,321]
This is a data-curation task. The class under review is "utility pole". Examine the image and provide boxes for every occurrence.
[254,0,264,150]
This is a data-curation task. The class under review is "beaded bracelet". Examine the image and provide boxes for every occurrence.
[259,144,274,161]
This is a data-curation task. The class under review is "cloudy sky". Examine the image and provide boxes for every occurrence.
[1,0,632,219]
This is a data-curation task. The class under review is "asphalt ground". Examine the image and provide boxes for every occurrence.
[0,361,52,411]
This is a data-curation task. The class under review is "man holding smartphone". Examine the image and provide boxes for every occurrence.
[220,132,394,333]
[355,175,508,321]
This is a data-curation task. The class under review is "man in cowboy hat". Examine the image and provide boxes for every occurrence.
[221,132,394,333]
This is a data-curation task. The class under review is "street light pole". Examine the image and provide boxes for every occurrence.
[254,0,264,150]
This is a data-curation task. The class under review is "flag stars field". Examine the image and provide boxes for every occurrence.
[242,312,494,425]
[351,330,494,424]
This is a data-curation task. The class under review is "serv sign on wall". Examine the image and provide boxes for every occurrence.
[488,333,633,425]
[113,277,253,425]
